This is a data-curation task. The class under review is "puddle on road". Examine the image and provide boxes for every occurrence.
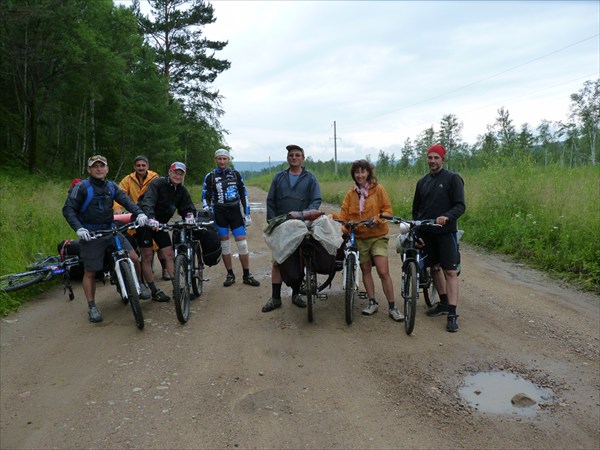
[459,371,553,416]
[248,202,265,212]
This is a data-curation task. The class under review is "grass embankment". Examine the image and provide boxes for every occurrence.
[0,165,597,315]
[252,164,599,294]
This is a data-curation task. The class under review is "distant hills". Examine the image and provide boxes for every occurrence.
[233,161,285,172]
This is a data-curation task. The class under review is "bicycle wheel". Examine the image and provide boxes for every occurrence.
[404,261,418,335]
[120,261,144,330]
[173,254,190,324]
[305,256,316,323]
[344,253,356,325]
[0,271,45,292]
[191,243,203,298]
[421,267,437,307]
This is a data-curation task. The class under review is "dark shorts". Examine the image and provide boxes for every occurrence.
[420,232,460,271]
[136,228,172,249]
[80,233,133,272]
[214,205,245,238]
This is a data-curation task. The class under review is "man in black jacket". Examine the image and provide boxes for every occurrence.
[138,162,197,302]
[412,144,465,332]
[63,155,149,323]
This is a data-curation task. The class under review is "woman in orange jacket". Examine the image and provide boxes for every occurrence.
[331,159,404,322]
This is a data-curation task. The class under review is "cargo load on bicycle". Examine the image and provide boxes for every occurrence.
[264,211,343,291]
[192,209,222,267]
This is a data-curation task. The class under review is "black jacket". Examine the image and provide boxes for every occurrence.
[138,176,196,223]
[412,168,465,234]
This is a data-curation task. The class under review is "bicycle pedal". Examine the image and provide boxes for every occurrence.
[358,291,368,299]
[317,293,328,301]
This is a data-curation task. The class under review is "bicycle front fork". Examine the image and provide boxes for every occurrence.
[113,255,140,299]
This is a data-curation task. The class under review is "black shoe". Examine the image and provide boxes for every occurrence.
[426,302,450,316]
[223,273,236,287]
[243,275,260,286]
[291,294,307,308]
[446,314,459,332]
[262,297,282,313]
[152,289,170,302]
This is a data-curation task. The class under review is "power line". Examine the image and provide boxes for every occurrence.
[395,34,599,112]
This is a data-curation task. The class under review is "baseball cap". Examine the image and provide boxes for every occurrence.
[286,144,304,155]
[169,161,187,173]
[214,149,231,159]
[87,155,108,166]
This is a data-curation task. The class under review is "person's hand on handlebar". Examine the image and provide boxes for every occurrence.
[135,213,148,227]
[147,219,160,229]
[184,213,196,225]
[436,215,449,226]
[76,228,91,242]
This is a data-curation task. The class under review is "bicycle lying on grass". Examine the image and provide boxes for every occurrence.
[380,214,440,335]
[0,254,80,299]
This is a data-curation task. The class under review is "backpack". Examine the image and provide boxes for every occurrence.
[74,178,117,214]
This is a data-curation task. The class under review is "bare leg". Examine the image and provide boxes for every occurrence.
[141,247,155,283]
[360,260,375,299]
[443,269,459,306]
[373,255,394,303]
[83,271,96,303]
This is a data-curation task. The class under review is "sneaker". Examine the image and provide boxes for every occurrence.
[243,275,260,287]
[426,302,450,316]
[223,273,236,287]
[162,270,172,281]
[262,297,282,313]
[291,294,307,308]
[139,283,151,300]
[152,289,170,302]
[447,314,459,332]
[88,306,103,323]
[389,307,405,322]
[362,301,379,315]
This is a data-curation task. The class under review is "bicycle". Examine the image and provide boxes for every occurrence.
[336,219,374,325]
[0,254,80,300]
[90,222,145,330]
[159,217,214,325]
[380,214,440,335]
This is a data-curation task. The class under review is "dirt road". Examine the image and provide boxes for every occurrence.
[1,187,598,449]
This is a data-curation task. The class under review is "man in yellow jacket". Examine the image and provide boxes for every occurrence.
[114,156,168,280]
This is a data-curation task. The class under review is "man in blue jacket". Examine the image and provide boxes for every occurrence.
[262,144,322,312]
[63,155,149,323]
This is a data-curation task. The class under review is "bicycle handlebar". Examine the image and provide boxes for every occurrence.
[155,219,215,231]
[335,218,376,229]
[90,222,138,238]
[379,214,440,228]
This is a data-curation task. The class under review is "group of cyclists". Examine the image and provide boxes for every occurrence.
[63,143,464,333]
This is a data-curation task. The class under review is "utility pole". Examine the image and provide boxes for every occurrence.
[331,121,341,174]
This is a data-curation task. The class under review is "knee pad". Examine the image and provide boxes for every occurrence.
[221,239,231,255]
[236,239,249,255]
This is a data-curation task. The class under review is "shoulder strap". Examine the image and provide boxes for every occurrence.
[81,180,116,213]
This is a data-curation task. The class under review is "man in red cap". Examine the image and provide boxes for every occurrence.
[412,144,465,332]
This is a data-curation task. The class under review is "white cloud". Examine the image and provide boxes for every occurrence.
[128,0,600,162]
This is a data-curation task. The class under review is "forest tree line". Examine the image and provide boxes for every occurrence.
[0,0,229,179]
[1,1,598,182]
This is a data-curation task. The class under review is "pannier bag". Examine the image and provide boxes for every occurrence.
[57,239,85,280]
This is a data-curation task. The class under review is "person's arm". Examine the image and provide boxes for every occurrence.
[444,173,466,221]
[113,176,129,213]
[201,172,212,209]
[177,187,197,218]
[62,183,85,232]
[138,180,159,219]
[411,181,422,220]
[114,186,143,217]
[306,173,322,211]
[379,185,393,217]
[266,173,280,221]
[237,171,250,215]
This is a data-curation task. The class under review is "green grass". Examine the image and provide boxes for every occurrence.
[1,164,598,315]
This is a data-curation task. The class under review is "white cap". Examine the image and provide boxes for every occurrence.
[214,149,231,159]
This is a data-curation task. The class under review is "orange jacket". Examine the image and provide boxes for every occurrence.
[333,183,393,239]
[113,170,159,211]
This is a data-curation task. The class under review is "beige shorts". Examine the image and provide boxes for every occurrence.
[357,236,389,264]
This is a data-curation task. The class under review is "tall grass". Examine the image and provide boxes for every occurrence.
[251,164,599,293]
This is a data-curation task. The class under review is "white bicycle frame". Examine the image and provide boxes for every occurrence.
[112,251,141,300]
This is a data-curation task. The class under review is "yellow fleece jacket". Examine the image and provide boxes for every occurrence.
[113,170,159,212]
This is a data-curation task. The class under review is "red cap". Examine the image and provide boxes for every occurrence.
[427,144,446,160]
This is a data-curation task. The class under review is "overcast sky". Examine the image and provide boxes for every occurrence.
[133,1,600,163]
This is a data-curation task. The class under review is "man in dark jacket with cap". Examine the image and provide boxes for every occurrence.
[63,155,150,323]
[262,144,322,313]
[137,161,197,302]
[412,144,465,332]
